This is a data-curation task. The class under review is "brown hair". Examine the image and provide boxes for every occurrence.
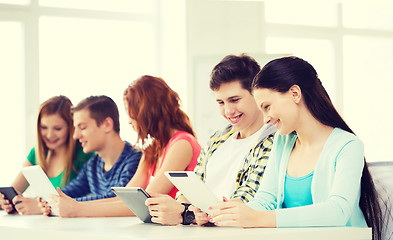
[72,95,120,133]
[124,75,195,170]
[210,53,261,93]
[36,95,75,187]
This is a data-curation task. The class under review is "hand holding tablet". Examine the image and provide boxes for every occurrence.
[0,186,19,213]
[21,165,59,216]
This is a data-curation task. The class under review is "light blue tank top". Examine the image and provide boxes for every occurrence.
[282,171,314,208]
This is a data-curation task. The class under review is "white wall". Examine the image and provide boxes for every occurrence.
[185,0,268,143]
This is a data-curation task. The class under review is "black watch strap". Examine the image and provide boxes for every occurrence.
[181,203,195,225]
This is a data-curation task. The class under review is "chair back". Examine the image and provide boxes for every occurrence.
[368,161,393,240]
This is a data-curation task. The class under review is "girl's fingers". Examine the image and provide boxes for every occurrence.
[210,206,236,219]
[214,220,238,227]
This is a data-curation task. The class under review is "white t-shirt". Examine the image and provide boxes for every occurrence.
[205,126,265,199]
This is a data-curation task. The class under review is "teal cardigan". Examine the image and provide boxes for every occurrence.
[248,128,367,228]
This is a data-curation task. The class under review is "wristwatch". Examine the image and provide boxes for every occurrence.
[181,203,195,225]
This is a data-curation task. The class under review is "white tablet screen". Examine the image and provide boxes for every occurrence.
[165,171,221,214]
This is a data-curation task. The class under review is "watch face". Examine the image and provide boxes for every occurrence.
[183,210,195,225]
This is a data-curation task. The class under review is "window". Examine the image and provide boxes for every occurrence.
[0,22,24,184]
[262,1,393,162]
[0,0,29,5]
[343,3,393,31]
[264,1,337,27]
[343,36,393,162]
[39,0,153,14]
[0,1,159,184]
[39,16,157,142]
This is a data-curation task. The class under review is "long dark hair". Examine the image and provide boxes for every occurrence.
[123,75,196,170]
[253,56,382,240]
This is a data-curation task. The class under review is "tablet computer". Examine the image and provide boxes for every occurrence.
[21,165,59,216]
[164,171,221,214]
[0,186,19,212]
[111,187,152,223]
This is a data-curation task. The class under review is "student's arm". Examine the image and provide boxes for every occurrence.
[45,154,148,217]
[125,154,149,188]
[39,166,92,217]
[152,135,216,226]
[144,140,195,225]
[51,140,194,218]
[41,188,134,217]
[232,135,274,203]
[0,160,39,214]
[48,153,157,217]
[145,139,193,194]
[172,136,209,201]
[145,193,186,225]
[210,199,277,227]
[120,140,195,220]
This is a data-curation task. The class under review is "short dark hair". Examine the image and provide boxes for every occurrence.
[210,54,260,92]
[72,95,120,133]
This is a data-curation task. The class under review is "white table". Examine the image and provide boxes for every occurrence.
[0,211,371,240]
